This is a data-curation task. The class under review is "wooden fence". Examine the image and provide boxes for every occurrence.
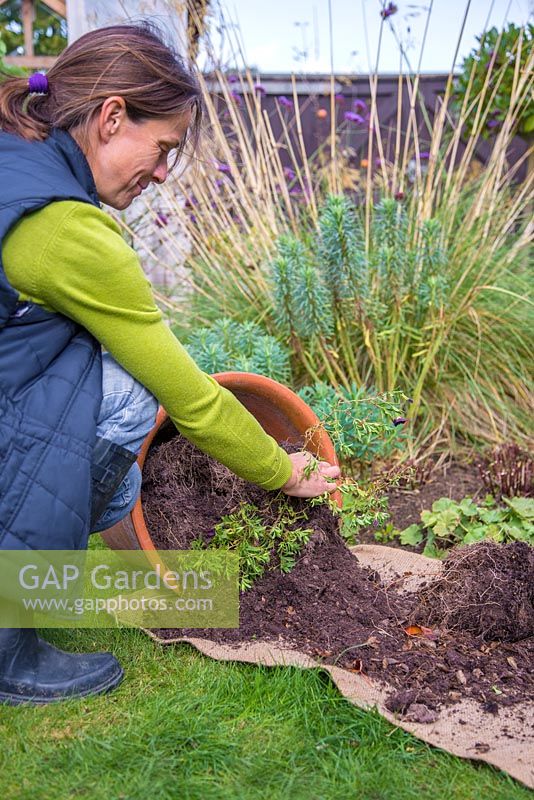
[208,73,530,184]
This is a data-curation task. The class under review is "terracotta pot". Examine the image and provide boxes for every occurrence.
[99,371,342,553]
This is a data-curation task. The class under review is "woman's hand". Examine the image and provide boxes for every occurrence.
[280,451,341,498]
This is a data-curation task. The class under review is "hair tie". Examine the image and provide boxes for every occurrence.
[28,73,49,94]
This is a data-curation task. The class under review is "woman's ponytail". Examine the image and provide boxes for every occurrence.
[0,22,203,151]
[0,74,50,140]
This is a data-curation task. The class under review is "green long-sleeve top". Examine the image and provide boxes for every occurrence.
[2,200,293,491]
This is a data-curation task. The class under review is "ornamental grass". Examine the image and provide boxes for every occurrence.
[114,5,533,457]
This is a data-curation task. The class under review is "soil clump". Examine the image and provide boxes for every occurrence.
[141,429,534,721]
[413,540,534,642]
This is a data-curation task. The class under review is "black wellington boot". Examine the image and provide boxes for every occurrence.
[0,626,124,705]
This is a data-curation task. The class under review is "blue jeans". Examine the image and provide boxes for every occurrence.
[90,353,158,533]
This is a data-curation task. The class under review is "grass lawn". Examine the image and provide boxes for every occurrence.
[0,536,529,800]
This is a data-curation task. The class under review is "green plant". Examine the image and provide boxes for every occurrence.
[308,462,416,545]
[110,9,533,456]
[335,482,390,544]
[191,499,313,590]
[453,23,534,138]
[180,318,292,383]
[395,495,534,557]
[269,192,533,452]
[298,382,408,470]
[0,0,67,57]
[372,522,398,544]
[0,34,25,77]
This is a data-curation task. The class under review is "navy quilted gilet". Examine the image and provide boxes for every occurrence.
[0,128,103,551]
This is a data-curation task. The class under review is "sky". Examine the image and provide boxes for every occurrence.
[208,0,533,74]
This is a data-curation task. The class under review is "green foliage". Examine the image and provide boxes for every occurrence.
[179,317,292,383]
[453,23,534,137]
[372,522,398,544]
[336,483,389,544]
[297,381,408,465]
[364,199,448,321]
[307,468,410,546]
[0,33,25,76]
[393,495,534,558]
[191,500,314,590]
[266,190,533,450]
[271,233,334,339]
[270,196,451,333]
[0,0,67,57]
[318,194,367,307]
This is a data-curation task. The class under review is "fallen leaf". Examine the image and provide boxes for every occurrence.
[506,656,518,670]
[347,659,363,673]
[404,624,435,638]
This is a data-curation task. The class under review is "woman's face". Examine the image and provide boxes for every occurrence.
[81,97,192,210]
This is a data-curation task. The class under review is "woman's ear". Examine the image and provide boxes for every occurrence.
[97,96,128,143]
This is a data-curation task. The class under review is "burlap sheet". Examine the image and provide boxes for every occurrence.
[142,544,534,788]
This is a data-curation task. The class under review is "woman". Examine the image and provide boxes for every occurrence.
[0,22,340,704]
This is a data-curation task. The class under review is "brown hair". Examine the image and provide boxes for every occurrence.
[0,21,202,164]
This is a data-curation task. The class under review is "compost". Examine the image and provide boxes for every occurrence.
[141,431,534,721]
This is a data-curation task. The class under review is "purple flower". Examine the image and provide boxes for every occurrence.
[344,111,365,123]
[254,83,266,95]
[278,95,294,109]
[392,417,407,427]
[283,166,296,181]
[375,157,383,167]
[380,2,398,19]
[228,74,239,83]
[353,98,368,114]
[419,151,430,160]
[486,119,500,129]
[289,180,312,201]
[217,163,232,174]
[155,211,169,228]
[189,214,197,225]
[335,92,345,104]
[184,194,199,208]
[215,178,225,189]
